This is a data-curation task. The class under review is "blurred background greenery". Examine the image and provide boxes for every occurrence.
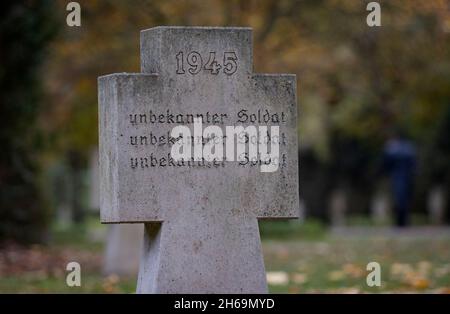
[0,0,449,293]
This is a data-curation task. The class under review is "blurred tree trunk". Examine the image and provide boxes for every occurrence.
[0,1,58,244]
[67,150,86,224]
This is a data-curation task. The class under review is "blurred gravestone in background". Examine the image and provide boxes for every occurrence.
[428,186,446,225]
[370,182,391,225]
[48,160,73,229]
[329,188,347,226]
[103,224,144,276]
[89,149,100,213]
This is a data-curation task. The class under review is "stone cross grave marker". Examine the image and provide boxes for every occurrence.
[98,26,299,293]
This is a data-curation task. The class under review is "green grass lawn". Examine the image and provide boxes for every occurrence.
[264,237,450,293]
[0,219,449,293]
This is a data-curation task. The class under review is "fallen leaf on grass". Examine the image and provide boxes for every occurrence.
[435,287,450,294]
[102,274,120,293]
[417,261,432,277]
[390,262,431,290]
[342,263,364,278]
[288,286,300,293]
[266,271,289,285]
[408,277,430,290]
[390,263,414,278]
[434,264,450,278]
[340,287,361,294]
[328,270,345,281]
[292,273,308,285]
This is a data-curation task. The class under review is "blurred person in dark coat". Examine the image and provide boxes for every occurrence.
[383,130,417,227]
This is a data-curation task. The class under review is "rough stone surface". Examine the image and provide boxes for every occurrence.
[89,149,100,212]
[98,26,299,293]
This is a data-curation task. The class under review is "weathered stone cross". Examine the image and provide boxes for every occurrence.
[98,27,299,293]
